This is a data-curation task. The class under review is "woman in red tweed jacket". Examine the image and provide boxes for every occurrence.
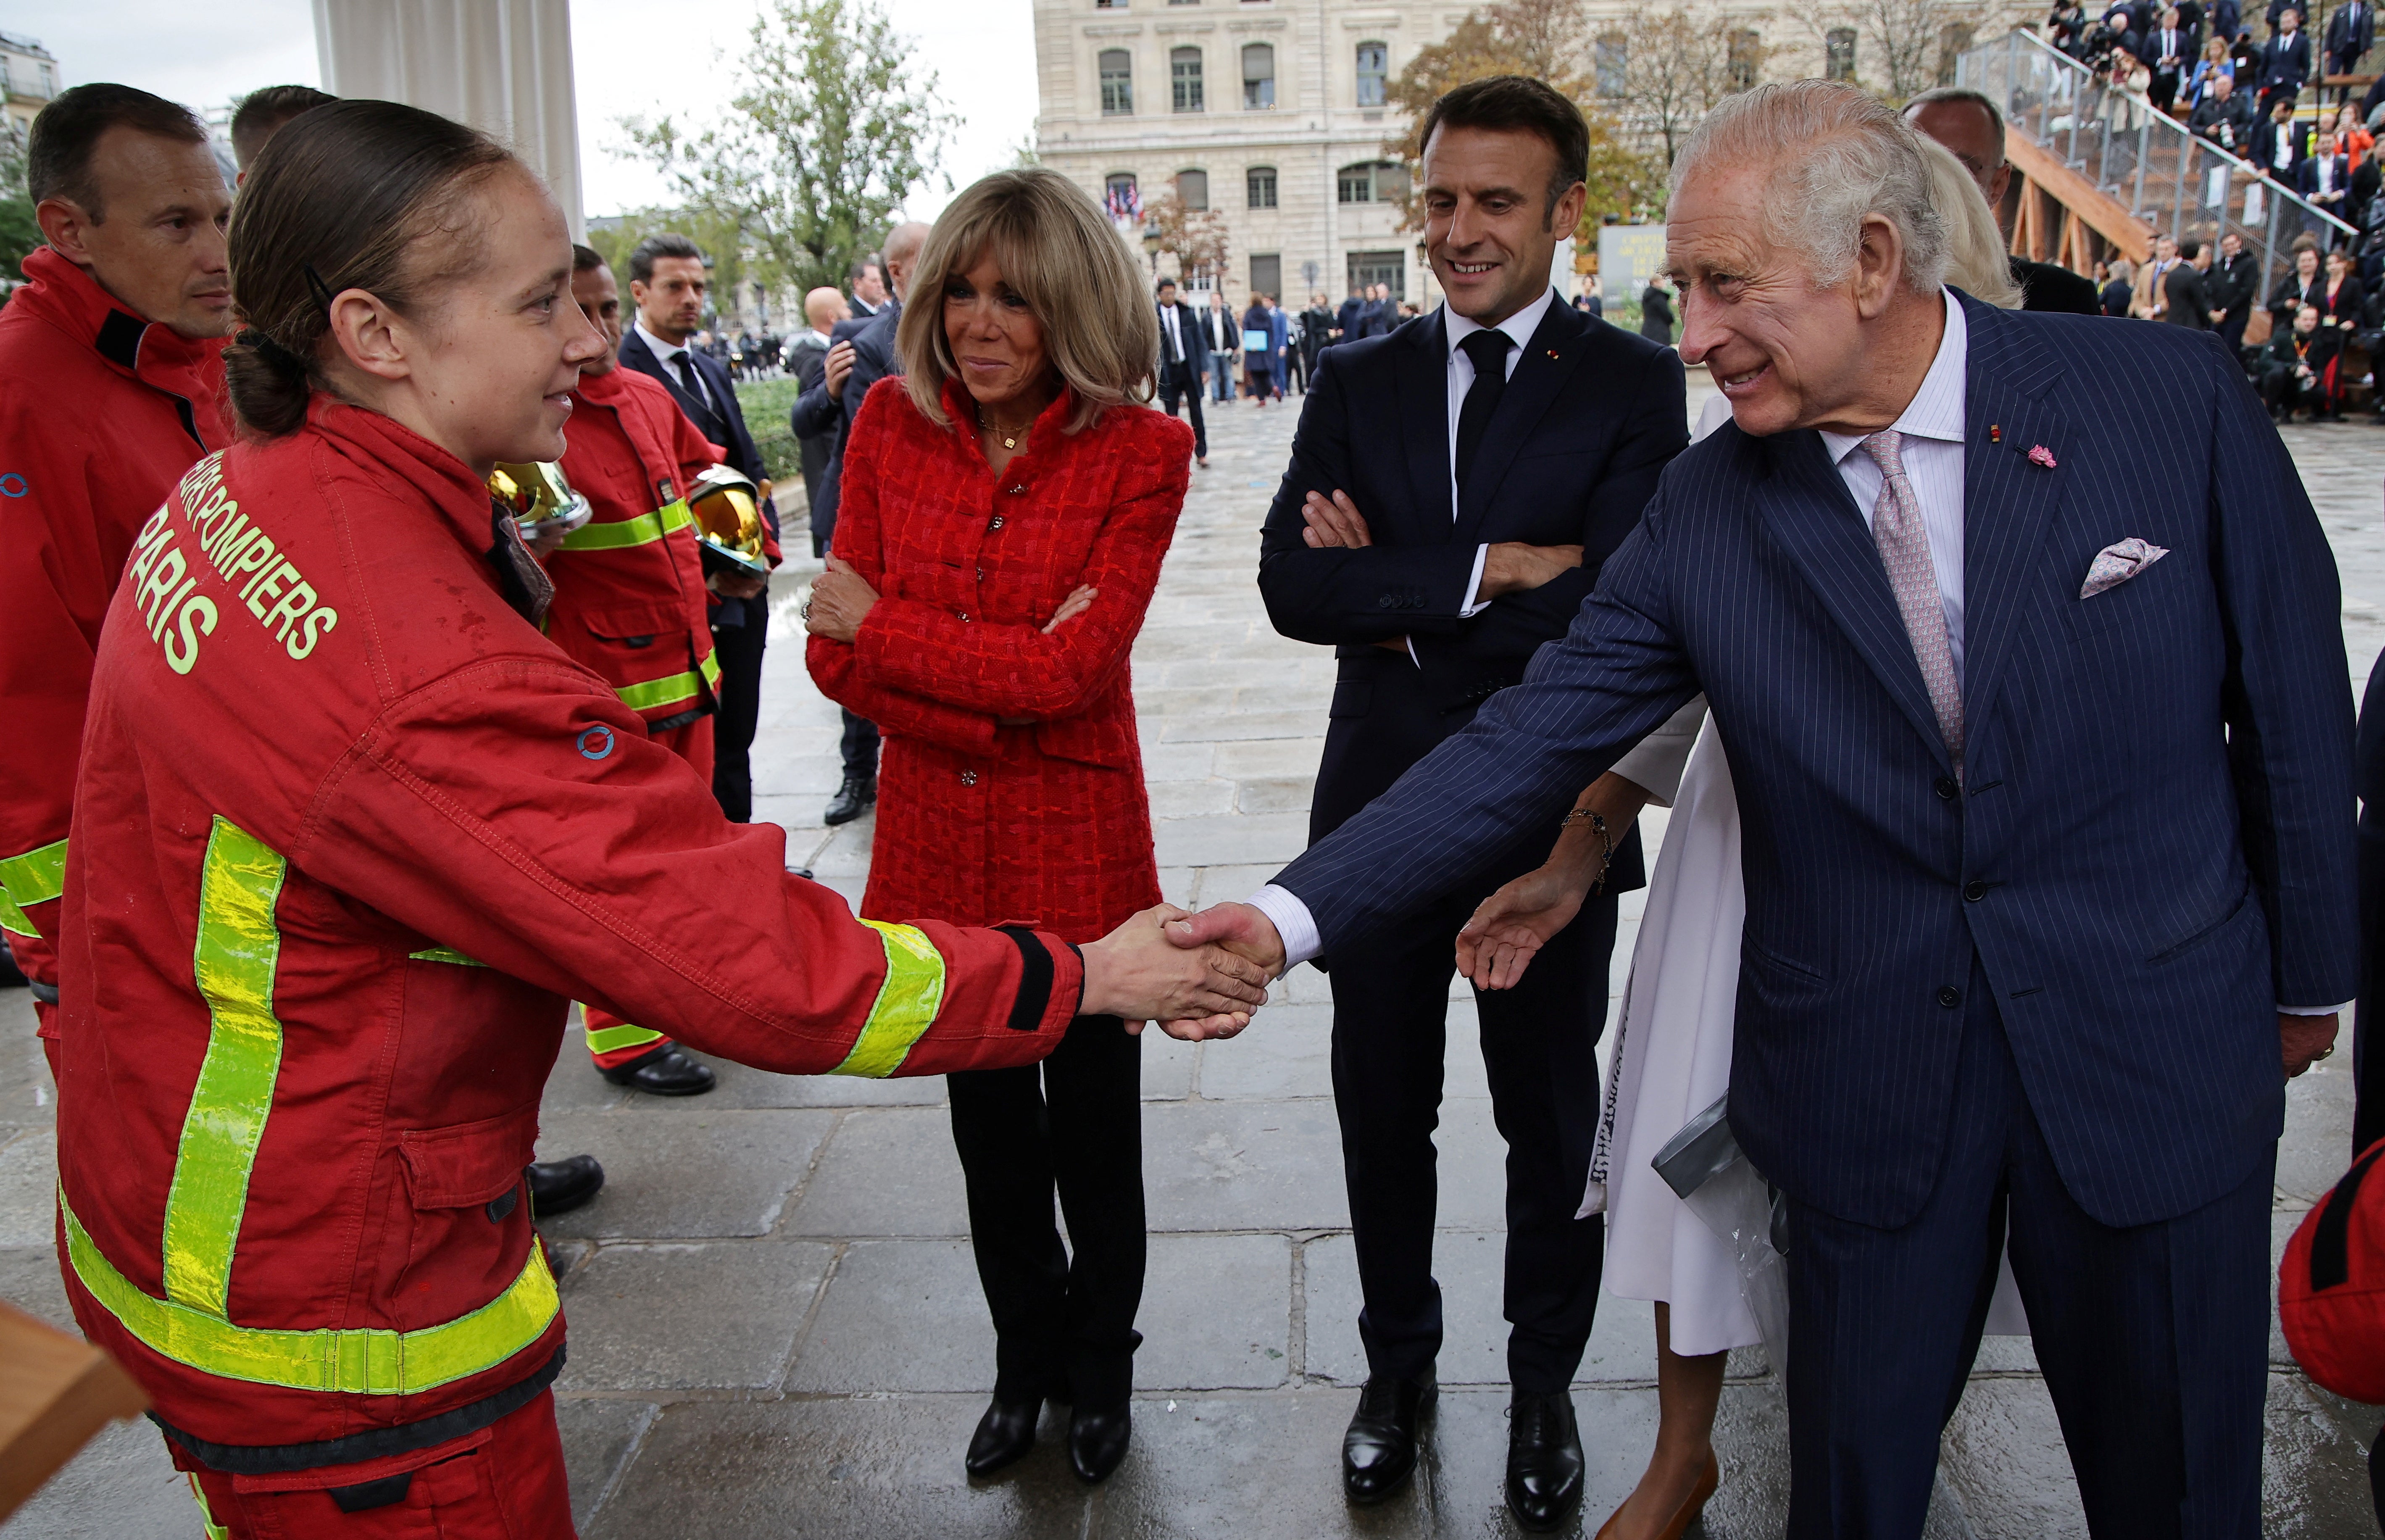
[804,168,1189,1486]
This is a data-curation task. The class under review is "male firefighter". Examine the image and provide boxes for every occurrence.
[0,84,233,1043]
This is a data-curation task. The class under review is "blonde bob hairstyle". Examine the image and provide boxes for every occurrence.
[1914,135,2023,309]
[897,167,1158,435]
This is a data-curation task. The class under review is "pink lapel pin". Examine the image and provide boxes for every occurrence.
[2027,444,2057,469]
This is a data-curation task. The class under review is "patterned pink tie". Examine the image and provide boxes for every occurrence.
[1859,430,1964,771]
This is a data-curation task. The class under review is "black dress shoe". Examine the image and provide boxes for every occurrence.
[823,776,876,826]
[1505,1390,1585,1532]
[1343,1376,1434,1503]
[523,1155,604,1217]
[1068,1404,1131,1484]
[965,1395,1040,1477]
[598,1043,716,1095]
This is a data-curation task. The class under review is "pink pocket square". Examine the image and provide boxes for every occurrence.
[2080,538,2169,599]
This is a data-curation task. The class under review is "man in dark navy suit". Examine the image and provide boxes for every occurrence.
[1247,75,1687,1530]
[616,233,779,829]
[1176,79,2354,1540]
[785,220,929,827]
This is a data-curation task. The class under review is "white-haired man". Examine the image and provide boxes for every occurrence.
[1170,79,2352,1537]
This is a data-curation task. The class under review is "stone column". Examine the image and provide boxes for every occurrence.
[311,0,584,237]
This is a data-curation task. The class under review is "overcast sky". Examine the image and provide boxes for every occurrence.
[12,0,1037,222]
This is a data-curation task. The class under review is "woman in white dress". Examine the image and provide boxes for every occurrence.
[1455,137,2025,1540]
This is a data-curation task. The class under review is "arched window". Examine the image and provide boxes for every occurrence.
[1246,165,1278,208]
[1243,43,1276,109]
[1175,168,1209,210]
[1356,42,1387,107]
[1336,160,1406,204]
[1825,28,1857,82]
[1171,46,1204,112]
[1595,34,1627,97]
[1100,49,1133,114]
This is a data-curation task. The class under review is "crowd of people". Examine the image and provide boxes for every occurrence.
[3,49,2382,1540]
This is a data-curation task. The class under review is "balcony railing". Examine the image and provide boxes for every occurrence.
[1958,28,2355,300]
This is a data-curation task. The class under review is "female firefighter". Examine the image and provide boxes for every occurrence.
[50,99,1264,1538]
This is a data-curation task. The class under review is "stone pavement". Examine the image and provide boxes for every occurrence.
[5,381,2382,1539]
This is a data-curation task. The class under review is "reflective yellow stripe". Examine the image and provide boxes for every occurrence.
[584,1022,665,1055]
[833,921,947,1077]
[614,648,721,713]
[187,1474,229,1540]
[64,1193,558,1395]
[0,835,66,939]
[408,946,486,967]
[557,497,692,552]
[161,819,287,1315]
[63,817,558,1396]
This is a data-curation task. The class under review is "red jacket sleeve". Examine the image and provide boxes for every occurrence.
[849,433,1190,721]
[805,406,1003,754]
[297,655,1079,1077]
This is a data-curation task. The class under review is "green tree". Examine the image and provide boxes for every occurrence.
[1383,0,1660,231]
[0,121,38,300]
[615,0,953,296]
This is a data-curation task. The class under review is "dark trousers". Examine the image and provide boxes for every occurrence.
[1156,358,1206,458]
[2150,67,2182,112]
[839,708,880,784]
[1328,887,1615,1395]
[1783,958,2272,1540]
[948,1014,1146,1409]
[708,601,767,822]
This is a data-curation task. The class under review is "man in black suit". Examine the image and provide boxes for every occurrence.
[615,233,779,827]
[1153,276,1210,466]
[787,220,931,826]
[2164,236,2225,326]
[2299,129,2353,241]
[1250,76,1686,1530]
[1335,287,1365,346]
[2214,230,2264,348]
[2140,5,2200,111]
[848,253,891,321]
[2329,0,2374,90]
[2260,7,2312,112]
[2252,89,2310,175]
[1905,89,2105,314]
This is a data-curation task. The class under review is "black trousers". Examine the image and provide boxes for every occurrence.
[1155,358,1206,458]
[708,600,767,822]
[1784,957,2272,1540]
[839,708,880,784]
[948,1014,1146,1408]
[1328,886,1615,1395]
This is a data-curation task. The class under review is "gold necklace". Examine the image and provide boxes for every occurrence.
[975,405,1032,451]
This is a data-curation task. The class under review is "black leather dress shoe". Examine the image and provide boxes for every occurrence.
[965,1395,1040,1477]
[823,776,876,827]
[598,1043,716,1096]
[1343,1376,1434,1503]
[1505,1390,1585,1532]
[523,1156,604,1218]
[1068,1404,1131,1484]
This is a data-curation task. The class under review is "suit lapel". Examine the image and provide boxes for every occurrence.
[1754,430,1956,774]
[1954,297,2067,748]
[1395,311,1453,533]
[1453,300,1588,542]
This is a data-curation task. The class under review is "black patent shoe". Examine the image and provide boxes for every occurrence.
[1068,1403,1131,1484]
[823,776,877,826]
[599,1043,717,1096]
[1504,1390,1585,1532]
[523,1156,604,1218]
[1343,1376,1435,1504]
[965,1395,1041,1478]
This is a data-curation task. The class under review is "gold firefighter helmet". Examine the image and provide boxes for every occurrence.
[488,461,593,538]
[688,464,772,577]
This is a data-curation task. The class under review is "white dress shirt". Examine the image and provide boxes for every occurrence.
[634,317,714,413]
[1438,286,1558,624]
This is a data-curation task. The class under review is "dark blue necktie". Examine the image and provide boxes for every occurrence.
[1453,329,1514,500]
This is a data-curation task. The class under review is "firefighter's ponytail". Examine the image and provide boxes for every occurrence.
[225,99,517,439]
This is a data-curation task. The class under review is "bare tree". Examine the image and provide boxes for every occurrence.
[1619,9,1774,171]
[1804,0,2023,103]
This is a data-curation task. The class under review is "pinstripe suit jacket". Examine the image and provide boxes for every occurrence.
[1272,293,2359,1230]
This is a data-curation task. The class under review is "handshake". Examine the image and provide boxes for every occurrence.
[1076,902,1289,1040]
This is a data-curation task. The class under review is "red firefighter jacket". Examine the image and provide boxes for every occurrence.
[0,245,229,1002]
[806,380,1188,942]
[54,398,1081,1467]
[550,364,720,732]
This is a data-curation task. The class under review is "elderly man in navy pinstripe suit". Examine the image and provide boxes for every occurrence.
[1172,80,2356,1538]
